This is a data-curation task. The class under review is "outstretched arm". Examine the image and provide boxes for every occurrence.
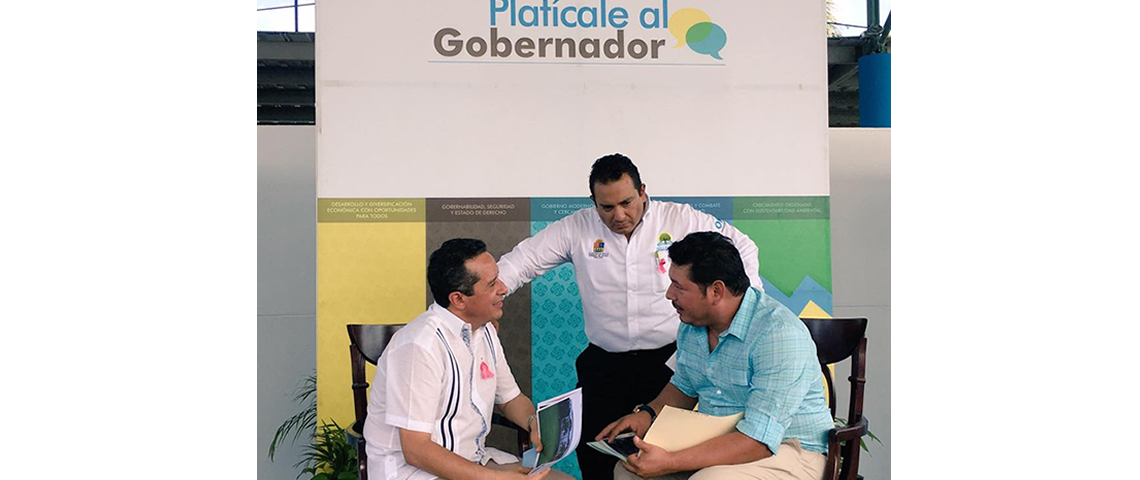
[497,217,574,294]
[399,428,552,480]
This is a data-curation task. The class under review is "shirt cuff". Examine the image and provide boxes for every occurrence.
[385,413,434,433]
[495,384,522,405]
[735,412,787,456]
[670,377,695,398]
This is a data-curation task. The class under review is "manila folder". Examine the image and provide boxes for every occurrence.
[642,406,744,452]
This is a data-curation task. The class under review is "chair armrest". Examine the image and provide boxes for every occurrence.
[829,417,868,443]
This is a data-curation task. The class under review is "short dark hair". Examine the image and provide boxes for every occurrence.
[589,153,643,198]
[428,238,487,307]
[667,232,750,297]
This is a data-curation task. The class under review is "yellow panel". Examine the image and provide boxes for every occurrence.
[317,222,426,427]
[797,302,835,408]
[798,300,832,319]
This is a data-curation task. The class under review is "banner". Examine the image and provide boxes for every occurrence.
[316,2,829,477]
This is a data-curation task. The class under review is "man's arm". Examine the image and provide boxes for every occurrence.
[719,222,762,292]
[681,203,762,292]
[497,215,574,294]
[498,393,542,450]
[595,383,697,442]
[399,428,550,480]
[624,430,771,478]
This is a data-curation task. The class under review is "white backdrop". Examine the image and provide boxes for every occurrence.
[316,0,828,197]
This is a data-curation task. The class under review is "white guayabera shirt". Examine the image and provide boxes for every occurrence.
[364,303,522,480]
[498,198,762,353]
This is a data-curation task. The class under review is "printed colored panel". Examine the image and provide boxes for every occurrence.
[734,216,832,316]
[530,219,588,480]
[317,198,426,223]
[316,222,427,426]
[426,218,534,453]
[733,196,830,220]
[530,197,593,222]
[426,198,531,222]
[655,196,734,221]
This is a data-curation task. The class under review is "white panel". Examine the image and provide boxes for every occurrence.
[316,0,827,198]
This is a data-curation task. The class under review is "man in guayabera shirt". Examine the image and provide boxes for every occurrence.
[364,239,574,480]
[497,154,761,480]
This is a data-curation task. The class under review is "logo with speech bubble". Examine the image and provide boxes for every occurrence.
[668,7,727,60]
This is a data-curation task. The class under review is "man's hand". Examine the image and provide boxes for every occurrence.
[528,414,543,453]
[620,436,676,479]
[595,410,652,442]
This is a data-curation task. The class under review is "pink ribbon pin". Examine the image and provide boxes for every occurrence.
[480,361,494,379]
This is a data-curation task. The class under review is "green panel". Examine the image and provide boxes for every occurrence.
[733,196,830,220]
[735,219,832,297]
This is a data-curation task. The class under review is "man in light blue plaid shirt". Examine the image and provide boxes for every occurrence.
[596,232,832,480]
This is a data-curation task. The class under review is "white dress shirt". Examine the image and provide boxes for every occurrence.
[498,199,761,353]
[364,303,523,480]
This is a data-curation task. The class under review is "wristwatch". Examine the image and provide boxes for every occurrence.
[632,404,657,421]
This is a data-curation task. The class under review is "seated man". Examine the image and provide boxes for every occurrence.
[363,238,572,480]
[596,232,833,480]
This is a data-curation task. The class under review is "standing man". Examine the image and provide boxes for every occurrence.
[597,232,832,480]
[497,154,762,480]
[363,239,572,480]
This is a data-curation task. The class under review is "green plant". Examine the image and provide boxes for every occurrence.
[269,374,317,461]
[834,417,882,455]
[269,373,360,480]
[296,420,359,480]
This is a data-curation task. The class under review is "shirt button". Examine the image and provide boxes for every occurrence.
[716,390,722,395]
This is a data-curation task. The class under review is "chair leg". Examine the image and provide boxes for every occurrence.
[358,442,368,480]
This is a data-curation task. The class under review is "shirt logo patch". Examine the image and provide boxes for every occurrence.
[655,233,673,273]
[589,239,609,259]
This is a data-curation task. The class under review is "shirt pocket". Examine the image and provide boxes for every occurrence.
[720,367,753,405]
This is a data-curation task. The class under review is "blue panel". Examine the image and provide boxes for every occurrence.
[530,218,587,480]
[858,53,891,128]
[655,196,734,222]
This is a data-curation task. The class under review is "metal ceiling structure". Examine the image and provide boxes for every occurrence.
[258,24,888,127]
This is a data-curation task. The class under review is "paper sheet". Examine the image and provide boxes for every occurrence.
[642,406,744,452]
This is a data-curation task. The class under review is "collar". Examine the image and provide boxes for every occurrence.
[430,302,472,338]
[721,287,761,340]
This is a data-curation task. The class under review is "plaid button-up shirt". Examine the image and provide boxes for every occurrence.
[670,287,833,455]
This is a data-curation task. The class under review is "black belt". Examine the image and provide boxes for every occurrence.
[584,342,676,358]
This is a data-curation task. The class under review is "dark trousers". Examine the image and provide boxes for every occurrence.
[574,342,676,480]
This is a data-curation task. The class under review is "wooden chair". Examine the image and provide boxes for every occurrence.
[800,317,869,480]
[346,324,529,480]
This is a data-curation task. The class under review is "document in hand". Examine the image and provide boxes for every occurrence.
[642,406,744,452]
[526,388,583,476]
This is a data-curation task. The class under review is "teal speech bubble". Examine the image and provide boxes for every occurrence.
[686,22,727,60]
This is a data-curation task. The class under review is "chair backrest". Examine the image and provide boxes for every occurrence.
[347,324,405,430]
[800,317,867,420]
[801,317,868,480]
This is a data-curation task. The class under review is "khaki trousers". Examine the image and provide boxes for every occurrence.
[612,439,825,480]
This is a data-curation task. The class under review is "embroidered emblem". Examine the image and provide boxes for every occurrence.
[654,232,673,273]
[480,361,494,379]
[589,239,609,259]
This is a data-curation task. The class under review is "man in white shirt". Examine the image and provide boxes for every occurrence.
[497,155,761,480]
[364,238,573,480]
